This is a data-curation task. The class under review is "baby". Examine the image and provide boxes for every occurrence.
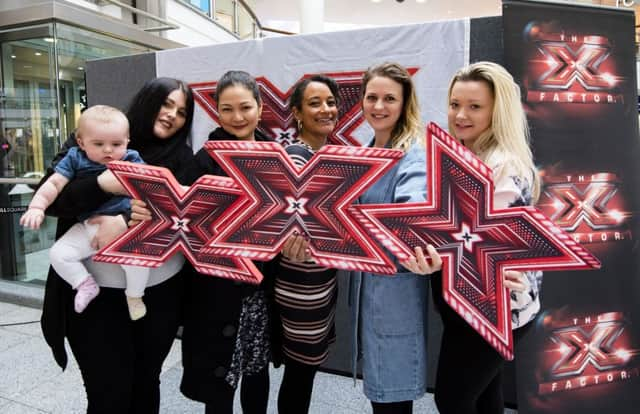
[20,105,149,320]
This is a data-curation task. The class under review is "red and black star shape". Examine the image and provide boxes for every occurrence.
[356,122,601,360]
[190,69,417,147]
[93,161,263,284]
[200,141,403,274]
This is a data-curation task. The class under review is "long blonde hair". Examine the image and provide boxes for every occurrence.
[447,61,540,200]
[361,62,424,152]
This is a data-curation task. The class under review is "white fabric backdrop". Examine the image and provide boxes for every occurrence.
[156,19,470,151]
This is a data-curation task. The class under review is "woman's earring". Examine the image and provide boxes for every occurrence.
[297,119,303,133]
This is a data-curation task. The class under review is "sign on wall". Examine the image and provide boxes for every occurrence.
[504,1,640,413]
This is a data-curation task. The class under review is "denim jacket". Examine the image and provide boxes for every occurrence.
[349,139,430,402]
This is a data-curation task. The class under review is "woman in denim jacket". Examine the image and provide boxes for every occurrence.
[350,62,442,414]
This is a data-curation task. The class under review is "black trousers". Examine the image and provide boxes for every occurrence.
[204,367,270,414]
[432,274,530,414]
[277,358,319,414]
[66,273,183,414]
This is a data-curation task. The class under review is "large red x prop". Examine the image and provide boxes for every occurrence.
[200,141,403,274]
[93,161,263,284]
[356,123,601,359]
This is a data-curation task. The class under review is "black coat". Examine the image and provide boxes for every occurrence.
[179,128,282,403]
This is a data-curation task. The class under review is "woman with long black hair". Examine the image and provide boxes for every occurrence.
[40,77,194,414]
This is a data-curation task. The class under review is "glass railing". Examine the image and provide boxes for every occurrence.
[79,0,264,39]
[178,0,263,38]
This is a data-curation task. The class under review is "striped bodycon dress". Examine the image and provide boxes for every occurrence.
[274,143,338,365]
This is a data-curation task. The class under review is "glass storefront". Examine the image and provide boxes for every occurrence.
[0,22,150,285]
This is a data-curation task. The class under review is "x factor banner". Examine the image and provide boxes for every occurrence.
[504,1,640,413]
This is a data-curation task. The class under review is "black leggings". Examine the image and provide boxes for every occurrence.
[277,358,319,414]
[66,275,183,414]
[432,274,530,414]
[204,367,270,414]
[371,400,413,413]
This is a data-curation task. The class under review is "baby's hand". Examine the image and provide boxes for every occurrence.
[20,208,45,230]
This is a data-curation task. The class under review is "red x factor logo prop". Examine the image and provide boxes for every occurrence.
[93,161,263,284]
[201,141,403,274]
[191,69,417,147]
[356,123,601,359]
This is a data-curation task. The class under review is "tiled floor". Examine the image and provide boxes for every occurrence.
[0,300,516,413]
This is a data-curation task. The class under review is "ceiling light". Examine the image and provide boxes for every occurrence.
[371,0,383,3]
[10,55,16,59]
[416,0,427,3]
[34,52,42,56]
[44,37,55,43]
[77,66,84,71]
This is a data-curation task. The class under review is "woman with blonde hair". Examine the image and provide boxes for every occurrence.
[431,61,543,414]
[350,62,441,414]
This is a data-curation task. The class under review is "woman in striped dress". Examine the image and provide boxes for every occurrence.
[275,74,340,414]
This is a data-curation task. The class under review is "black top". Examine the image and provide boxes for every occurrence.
[181,126,276,302]
[182,127,271,184]
[179,127,283,401]
[41,132,193,369]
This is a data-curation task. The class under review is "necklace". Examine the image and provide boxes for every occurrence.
[298,140,316,153]
[297,137,326,153]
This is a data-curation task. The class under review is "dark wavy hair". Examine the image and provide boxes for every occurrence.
[289,74,339,112]
[215,70,261,105]
[126,77,194,167]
